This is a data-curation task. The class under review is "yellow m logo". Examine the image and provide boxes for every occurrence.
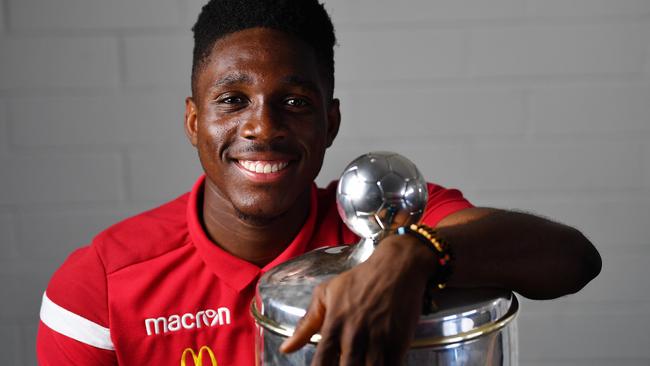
[180,346,218,366]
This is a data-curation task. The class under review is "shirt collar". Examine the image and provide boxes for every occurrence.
[187,175,318,292]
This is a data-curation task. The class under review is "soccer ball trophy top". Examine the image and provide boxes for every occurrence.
[336,151,428,240]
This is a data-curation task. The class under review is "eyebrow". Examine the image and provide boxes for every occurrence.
[211,73,322,95]
[213,73,253,88]
[281,75,321,94]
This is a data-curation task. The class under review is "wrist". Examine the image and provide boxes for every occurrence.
[371,234,436,283]
[396,224,454,290]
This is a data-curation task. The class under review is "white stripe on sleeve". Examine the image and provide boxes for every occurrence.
[39,292,115,351]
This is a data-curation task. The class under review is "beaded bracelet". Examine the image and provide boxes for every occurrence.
[397,224,454,314]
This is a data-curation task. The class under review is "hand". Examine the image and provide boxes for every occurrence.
[279,234,436,365]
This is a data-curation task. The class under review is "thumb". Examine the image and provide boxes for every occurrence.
[279,284,328,353]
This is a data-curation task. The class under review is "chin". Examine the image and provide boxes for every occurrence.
[233,208,281,226]
[230,193,292,224]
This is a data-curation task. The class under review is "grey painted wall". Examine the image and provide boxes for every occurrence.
[1,0,649,364]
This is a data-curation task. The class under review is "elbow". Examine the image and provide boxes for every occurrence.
[565,229,602,295]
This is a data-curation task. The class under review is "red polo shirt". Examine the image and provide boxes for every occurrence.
[37,176,472,366]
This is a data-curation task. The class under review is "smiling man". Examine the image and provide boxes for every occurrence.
[36,1,601,365]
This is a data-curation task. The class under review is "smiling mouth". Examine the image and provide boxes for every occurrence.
[238,160,290,174]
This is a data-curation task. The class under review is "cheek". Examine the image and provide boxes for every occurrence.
[197,118,231,159]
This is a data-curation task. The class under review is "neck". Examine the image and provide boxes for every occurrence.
[200,179,311,267]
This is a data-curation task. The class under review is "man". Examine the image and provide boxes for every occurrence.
[36,0,601,365]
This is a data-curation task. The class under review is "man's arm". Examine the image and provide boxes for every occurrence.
[37,246,117,366]
[281,207,601,365]
[437,207,601,299]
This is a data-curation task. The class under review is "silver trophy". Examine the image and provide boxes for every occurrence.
[252,152,519,365]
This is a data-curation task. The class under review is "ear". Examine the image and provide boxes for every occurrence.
[325,98,341,148]
[184,97,198,147]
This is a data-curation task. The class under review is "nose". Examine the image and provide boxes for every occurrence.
[240,103,287,143]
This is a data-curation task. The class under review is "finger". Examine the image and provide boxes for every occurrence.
[311,321,342,366]
[365,337,403,366]
[365,349,385,366]
[280,285,328,353]
[339,325,367,366]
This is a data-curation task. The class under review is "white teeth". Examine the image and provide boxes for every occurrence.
[239,160,289,174]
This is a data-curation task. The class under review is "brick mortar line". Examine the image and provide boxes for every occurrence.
[335,73,648,90]
[119,148,131,203]
[0,207,19,261]
[521,89,534,143]
[1,0,9,34]
[336,133,650,143]
[10,200,151,213]
[471,187,650,198]
[641,143,650,189]
[117,35,129,88]
[2,26,188,38]
[641,143,650,190]
[5,136,649,156]
[8,190,650,215]
[0,74,643,98]
[0,99,9,154]
[4,99,17,153]
[0,15,645,36]
[334,14,649,32]
[175,0,191,28]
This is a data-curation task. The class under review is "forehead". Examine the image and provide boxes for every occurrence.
[197,28,324,92]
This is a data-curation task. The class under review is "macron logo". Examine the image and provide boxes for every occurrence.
[144,307,231,336]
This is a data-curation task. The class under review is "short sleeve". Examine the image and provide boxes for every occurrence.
[37,245,117,365]
[420,183,473,227]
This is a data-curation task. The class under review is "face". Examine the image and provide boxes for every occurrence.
[185,28,340,221]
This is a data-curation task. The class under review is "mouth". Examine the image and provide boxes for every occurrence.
[234,159,294,183]
[238,160,290,174]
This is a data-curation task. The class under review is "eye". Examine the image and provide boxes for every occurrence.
[220,96,246,104]
[284,97,309,108]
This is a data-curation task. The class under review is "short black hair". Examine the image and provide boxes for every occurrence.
[191,0,336,98]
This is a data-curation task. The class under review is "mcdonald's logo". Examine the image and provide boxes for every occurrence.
[181,345,218,366]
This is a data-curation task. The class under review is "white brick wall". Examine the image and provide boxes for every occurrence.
[127,145,202,202]
[520,310,650,359]
[8,0,183,30]
[467,142,643,192]
[0,1,5,33]
[336,29,465,82]
[0,325,21,366]
[468,24,646,77]
[0,100,8,153]
[644,143,650,187]
[339,88,526,138]
[524,0,650,17]
[10,91,187,147]
[530,84,650,135]
[16,209,137,261]
[0,213,17,260]
[0,0,648,364]
[0,37,120,90]
[123,35,192,88]
[326,0,525,24]
[0,153,124,205]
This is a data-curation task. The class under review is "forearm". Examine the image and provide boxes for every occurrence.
[435,209,602,299]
